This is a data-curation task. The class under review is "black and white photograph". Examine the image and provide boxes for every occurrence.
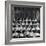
[11,5,40,38]
[5,1,45,44]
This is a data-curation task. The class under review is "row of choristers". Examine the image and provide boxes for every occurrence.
[12,18,40,38]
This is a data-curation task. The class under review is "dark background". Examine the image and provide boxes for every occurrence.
[14,7,40,20]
